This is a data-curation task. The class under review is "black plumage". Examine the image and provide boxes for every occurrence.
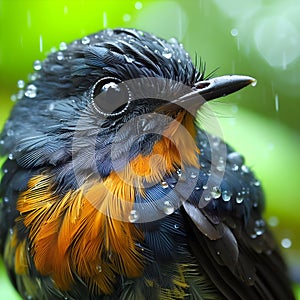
[0,28,295,299]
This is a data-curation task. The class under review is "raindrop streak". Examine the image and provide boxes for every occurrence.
[232,60,236,74]
[282,52,287,70]
[230,28,240,50]
[64,5,68,14]
[275,94,279,112]
[39,35,43,53]
[103,11,107,28]
[281,238,292,249]
[27,10,31,28]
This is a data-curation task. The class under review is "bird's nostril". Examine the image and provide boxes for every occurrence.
[194,81,210,89]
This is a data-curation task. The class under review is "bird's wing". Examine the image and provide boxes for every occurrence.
[183,202,294,300]
[180,129,295,300]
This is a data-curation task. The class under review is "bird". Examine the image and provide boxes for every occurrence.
[0,28,295,300]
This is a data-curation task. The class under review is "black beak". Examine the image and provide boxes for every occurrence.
[179,75,256,102]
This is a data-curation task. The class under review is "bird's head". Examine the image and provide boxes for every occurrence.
[0,29,256,288]
[1,28,254,190]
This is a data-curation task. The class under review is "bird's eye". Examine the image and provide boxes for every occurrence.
[91,77,131,116]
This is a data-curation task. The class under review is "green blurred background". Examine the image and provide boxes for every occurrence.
[0,0,299,298]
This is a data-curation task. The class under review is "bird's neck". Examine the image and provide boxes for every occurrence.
[123,111,200,184]
[14,112,200,294]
